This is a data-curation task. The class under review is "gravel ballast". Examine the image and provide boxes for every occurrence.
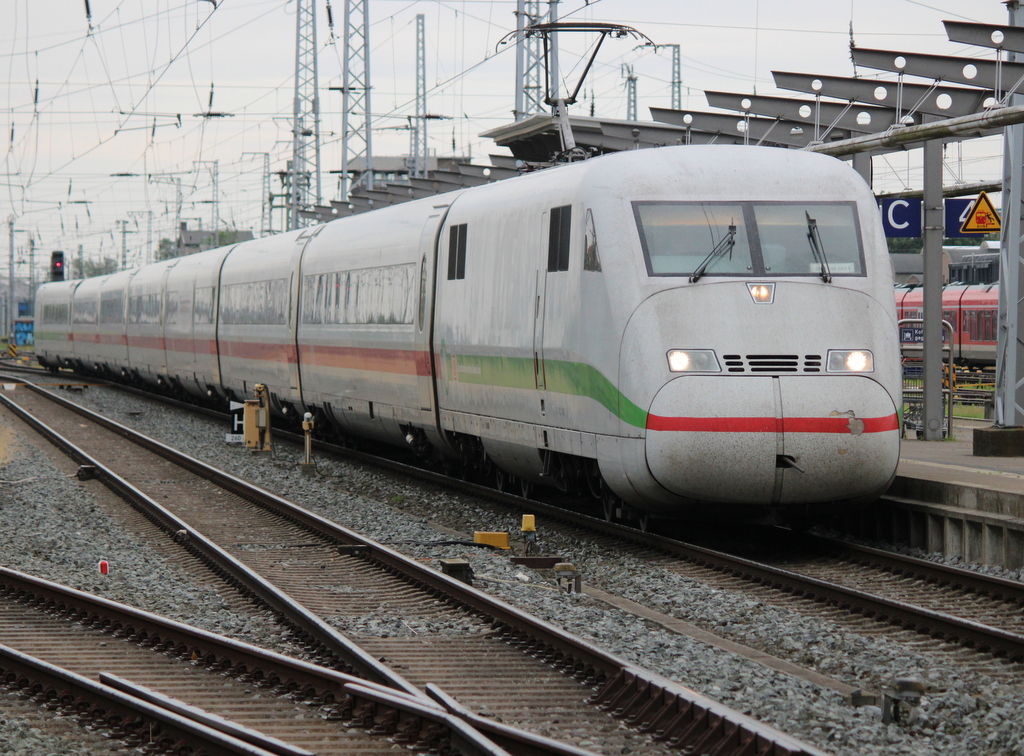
[2,383,1024,756]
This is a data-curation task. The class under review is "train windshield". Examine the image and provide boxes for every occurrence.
[633,201,864,278]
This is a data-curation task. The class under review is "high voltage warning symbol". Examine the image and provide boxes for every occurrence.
[960,191,1001,234]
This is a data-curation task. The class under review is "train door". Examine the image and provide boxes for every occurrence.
[537,204,574,422]
[532,211,549,408]
[416,211,446,416]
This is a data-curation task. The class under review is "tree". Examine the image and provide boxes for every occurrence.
[215,229,248,247]
[82,257,119,277]
[155,237,177,261]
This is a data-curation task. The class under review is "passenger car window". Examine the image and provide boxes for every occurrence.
[583,208,601,272]
[548,205,571,272]
[447,224,467,280]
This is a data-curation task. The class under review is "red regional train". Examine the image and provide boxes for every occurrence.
[894,283,998,365]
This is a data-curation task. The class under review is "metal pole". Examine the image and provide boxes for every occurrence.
[363,5,373,191]
[27,235,34,315]
[922,117,945,440]
[997,0,1024,427]
[211,160,219,240]
[548,1,559,105]
[670,44,681,111]
[415,14,426,178]
[623,64,637,121]
[7,216,14,341]
[851,152,872,185]
[118,220,128,270]
[515,0,526,120]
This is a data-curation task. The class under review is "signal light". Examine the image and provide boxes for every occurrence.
[50,251,65,281]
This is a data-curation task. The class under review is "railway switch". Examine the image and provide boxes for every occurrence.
[473,531,510,549]
[244,384,272,454]
[301,411,316,476]
[553,562,582,593]
[881,675,926,725]
[521,514,538,555]
[439,558,474,585]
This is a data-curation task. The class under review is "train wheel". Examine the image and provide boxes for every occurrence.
[635,511,651,533]
[520,479,533,499]
[585,462,603,499]
[494,468,511,493]
[601,490,618,522]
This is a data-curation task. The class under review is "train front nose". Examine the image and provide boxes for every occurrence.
[645,375,899,505]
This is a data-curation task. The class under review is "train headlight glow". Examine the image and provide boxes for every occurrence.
[827,349,873,373]
[667,350,721,373]
[746,282,775,304]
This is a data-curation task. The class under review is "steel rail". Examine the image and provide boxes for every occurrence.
[21,372,1024,660]
[452,490,1024,662]
[0,378,831,756]
[0,567,513,756]
[0,642,282,756]
[0,386,422,697]
[806,534,1024,606]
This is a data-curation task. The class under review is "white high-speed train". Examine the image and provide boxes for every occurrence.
[36,146,901,525]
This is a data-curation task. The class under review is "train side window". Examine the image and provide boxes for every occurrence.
[100,290,125,324]
[73,299,97,325]
[447,224,467,280]
[583,208,601,272]
[194,286,215,325]
[42,303,69,324]
[548,205,571,272]
[165,292,179,325]
[418,254,428,330]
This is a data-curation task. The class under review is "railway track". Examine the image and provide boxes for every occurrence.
[12,370,1024,685]
[0,376,826,756]
[0,568,522,756]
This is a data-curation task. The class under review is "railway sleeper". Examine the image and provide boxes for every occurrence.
[664,708,724,749]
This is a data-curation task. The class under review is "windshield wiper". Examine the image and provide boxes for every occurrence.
[805,212,832,283]
[689,224,736,283]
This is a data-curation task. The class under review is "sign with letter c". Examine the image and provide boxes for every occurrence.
[880,198,922,238]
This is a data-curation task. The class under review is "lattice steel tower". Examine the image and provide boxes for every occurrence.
[411,14,427,178]
[342,0,373,196]
[514,0,548,120]
[289,0,322,230]
[622,64,637,121]
[668,44,681,110]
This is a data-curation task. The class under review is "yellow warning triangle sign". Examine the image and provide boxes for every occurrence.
[960,191,1001,234]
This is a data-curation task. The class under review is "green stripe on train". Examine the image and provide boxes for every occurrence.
[449,353,648,429]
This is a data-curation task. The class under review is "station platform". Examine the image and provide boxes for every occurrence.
[872,420,1024,569]
[898,419,1024,500]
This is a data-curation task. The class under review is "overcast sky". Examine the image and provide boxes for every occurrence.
[0,0,1013,266]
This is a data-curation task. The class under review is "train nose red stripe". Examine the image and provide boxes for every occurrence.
[646,413,899,433]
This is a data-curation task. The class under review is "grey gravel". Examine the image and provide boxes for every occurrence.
[2,383,1024,756]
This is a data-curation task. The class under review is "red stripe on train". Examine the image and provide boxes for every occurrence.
[646,414,899,433]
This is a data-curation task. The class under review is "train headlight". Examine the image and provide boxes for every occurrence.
[667,350,721,373]
[827,349,873,373]
[746,282,775,304]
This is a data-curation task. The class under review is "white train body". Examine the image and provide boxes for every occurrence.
[36,146,901,522]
